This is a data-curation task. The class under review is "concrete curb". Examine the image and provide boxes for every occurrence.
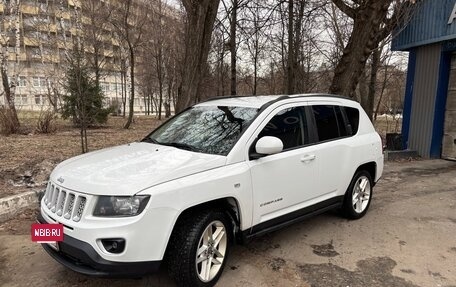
[384,150,419,161]
[0,190,44,223]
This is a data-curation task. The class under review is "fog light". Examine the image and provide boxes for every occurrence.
[101,239,125,254]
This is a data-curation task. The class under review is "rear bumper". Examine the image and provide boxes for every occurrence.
[38,213,161,277]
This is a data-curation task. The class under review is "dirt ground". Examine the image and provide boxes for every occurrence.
[0,115,163,198]
[0,159,455,287]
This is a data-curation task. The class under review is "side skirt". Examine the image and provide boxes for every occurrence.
[241,196,344,242]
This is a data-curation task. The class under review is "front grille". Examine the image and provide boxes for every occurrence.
[43,182,87,222]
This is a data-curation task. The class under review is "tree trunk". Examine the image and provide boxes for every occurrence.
[230,0,238,96]
[330,1,390,97]
[286,0,294,95]
[176,0,220,113]
[121,67,126,117]
[374,59,389,121]
[158,81,163,120]
[366,48,381,122]
[358,70,369,110]
[1,64,20,130]
[166,79,172,118]
[124,47,135,129]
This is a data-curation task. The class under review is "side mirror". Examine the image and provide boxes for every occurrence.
[255,136,283,156]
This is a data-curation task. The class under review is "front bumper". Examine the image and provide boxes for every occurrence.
[38,213,161,277]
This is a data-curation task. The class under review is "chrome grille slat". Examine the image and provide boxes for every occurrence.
[56,191,66,216]
[73,196,86,222]
[44,182,51,204]
[44,180,88,222]
[64,193,75,219]
[51,188,60,212]
[47,185,55,209]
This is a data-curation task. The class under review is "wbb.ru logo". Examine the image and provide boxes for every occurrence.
[31,223,64,243]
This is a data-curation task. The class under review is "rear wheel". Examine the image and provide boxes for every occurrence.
[167,210,232,287]
[342,171,373,219]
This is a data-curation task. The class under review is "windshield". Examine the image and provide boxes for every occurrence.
[144,106,258,156]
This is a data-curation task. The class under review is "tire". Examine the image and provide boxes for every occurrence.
[167,209,233,287]
[341,170,373,219]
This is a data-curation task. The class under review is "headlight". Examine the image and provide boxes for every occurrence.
[93,195,150,217]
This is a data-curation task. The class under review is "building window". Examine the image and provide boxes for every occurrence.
[8,76,27,87]
[35,95,47,105]
[33,77,40,87]
[18,76,27,87]
[31,48,41,59]
[110,83,117,92]
[32,77,47,88]
[101,82,110,94]
[15,95,28,106]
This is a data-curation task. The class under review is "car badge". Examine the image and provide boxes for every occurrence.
[57,176,65,184]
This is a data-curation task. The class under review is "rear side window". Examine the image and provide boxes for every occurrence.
[344,107,360,135]
[312,105,340,141]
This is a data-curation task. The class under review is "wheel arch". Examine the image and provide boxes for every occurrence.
[355,161,376,185]
[164,197,243,258]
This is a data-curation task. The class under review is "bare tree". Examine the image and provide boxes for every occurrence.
[229,0,240,96]
[111,0,151,129]
[152,0,165,119]
[176,0,221,112]
[0,0,22,133]
[82,0,113,87]
[329,0,414,98]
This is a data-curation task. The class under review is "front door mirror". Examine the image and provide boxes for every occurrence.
[255,136,284,156]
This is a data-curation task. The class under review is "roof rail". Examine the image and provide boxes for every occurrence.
[198,93,356,109]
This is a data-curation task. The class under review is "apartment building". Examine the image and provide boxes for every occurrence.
[0,0,161,114]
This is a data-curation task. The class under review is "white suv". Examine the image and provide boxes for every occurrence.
[39,94,383,286]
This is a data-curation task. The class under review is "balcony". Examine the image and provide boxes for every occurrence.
[20,4,39,15]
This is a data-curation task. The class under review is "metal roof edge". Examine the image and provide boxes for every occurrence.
[392,35,456,51]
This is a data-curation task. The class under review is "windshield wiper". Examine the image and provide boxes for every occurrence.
[162,142,199,152]
[142,137,161,144]
[142,138,197,152]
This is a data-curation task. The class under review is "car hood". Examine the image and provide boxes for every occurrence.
[49,142,226,196]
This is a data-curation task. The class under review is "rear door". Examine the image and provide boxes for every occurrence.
[307,104,354,196]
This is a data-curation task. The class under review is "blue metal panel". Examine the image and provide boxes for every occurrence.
[430,41,456,157]
[392,0,456,51]
[407,44,441,158]
[402,49,417,149]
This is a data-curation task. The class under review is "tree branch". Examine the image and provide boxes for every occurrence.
[332,0,356,19]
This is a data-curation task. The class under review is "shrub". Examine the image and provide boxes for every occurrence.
[36,109,57,134]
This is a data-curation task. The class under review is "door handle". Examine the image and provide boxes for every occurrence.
[300,154,316,162]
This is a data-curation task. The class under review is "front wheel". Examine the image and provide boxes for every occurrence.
[167,210,233,287]
[341,171,373,219]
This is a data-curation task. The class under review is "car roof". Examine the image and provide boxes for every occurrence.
[195,94,356,109]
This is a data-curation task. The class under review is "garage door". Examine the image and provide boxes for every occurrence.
[442,52,456,160]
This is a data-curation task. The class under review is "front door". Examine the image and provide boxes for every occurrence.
[248,105,319,230]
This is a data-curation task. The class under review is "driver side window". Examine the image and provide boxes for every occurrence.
[258,107,308,150]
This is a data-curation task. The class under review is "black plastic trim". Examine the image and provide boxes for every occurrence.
[243,196,344,240]
[38,214,160,277]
